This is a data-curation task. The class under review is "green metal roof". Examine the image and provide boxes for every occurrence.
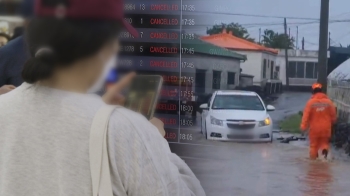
[182,35,247,60]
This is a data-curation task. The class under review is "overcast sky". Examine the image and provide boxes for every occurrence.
[189,0,350,50]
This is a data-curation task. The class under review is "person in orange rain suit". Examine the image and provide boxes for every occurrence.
[300,83,337,160]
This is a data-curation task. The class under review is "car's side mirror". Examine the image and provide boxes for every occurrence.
[266,105,275,111]
[200,103,209,110]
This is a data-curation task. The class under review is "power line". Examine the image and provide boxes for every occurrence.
[304,40,318,46]
[189,19,350,29]
[329,11,350,19]
[331,30,350,42]
[185,11,320,20]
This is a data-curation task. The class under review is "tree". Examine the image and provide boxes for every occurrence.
[206,23,255,42]
[261,29,295,49]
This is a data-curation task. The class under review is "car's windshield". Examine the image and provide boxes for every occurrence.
[212,94,265,111]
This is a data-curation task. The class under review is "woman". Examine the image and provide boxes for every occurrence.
[0,0,205,195]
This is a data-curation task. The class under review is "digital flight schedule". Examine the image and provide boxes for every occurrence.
[118,0,217,143]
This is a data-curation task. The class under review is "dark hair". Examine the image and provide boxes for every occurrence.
[22,18,121,83]
[11,27,24,41]
[312,88,322,94]
[0,33,11,41]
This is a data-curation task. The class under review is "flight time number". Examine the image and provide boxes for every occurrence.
[181,62,194,68]
[180,90,194,98]
[180,134,193,140]
[180,119,194,126]
[181,33,195,40]
[182,5,195,11]
[182,19,195,26]
[181,47,195,54]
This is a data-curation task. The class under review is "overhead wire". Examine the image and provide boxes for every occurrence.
[184,10,320,20]
[192,20,350,28]
[185,11,350,47]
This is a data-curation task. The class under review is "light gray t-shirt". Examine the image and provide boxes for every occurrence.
[0,83,205,196]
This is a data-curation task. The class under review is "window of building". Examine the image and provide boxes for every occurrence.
[270,61,274,79]
[227,72,235,85]
[263,59,267,78]
[296,62,305,78]
[288,61,297,78]
[195,69,206,94]
[305,62,315,78]
[212,70,221,90]
[275,66,280,72]
[274,66,280,79]
[288,61,319,79]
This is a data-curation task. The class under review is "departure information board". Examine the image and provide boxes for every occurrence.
[118,0,229,143]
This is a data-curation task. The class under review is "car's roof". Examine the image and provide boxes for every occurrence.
[215,90,258,96]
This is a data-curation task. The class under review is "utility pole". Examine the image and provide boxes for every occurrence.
[296,26,299,49]
[259,28,261,44]
[317,0,329,92]
[302,37,305,50]
[284,18,289,90]
[289,28,290,37]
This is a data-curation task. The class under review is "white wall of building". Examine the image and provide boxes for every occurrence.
[233,50,277,85]
[234,51,262,85]
[261,52,278,81]
[190,55,241,94]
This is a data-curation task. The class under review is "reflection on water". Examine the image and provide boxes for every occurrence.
[173,135,350,196]
[301,161,333,196]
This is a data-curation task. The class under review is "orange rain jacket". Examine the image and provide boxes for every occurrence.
[300,93,337,138]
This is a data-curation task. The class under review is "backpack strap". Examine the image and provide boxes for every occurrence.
[90,105,119,196]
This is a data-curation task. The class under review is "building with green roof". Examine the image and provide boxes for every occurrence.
[181,35,246,94]
[182,35,247,61]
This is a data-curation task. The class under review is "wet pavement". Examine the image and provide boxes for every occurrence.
[169,92,350,196]
[268,92,309,129]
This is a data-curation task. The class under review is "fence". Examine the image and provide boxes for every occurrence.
[328,80,350,122]
[264,80,283,97]
[328,80,350,155]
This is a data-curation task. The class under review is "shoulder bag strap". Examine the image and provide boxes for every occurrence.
[90,105,119,196]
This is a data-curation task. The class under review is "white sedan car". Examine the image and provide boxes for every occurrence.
[200,90,275,142]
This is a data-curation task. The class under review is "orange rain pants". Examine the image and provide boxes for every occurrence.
[300,93,337,159]
[309,137,330,159]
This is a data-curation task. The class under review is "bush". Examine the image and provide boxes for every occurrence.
[280,114,302,133]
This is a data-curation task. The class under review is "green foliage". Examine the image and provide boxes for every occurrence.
[280,114,302,133]
[261,29,295,49]
[206,23,255,42]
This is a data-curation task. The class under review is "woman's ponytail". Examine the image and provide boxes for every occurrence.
[22,48,56,84]
[22,18,122,84]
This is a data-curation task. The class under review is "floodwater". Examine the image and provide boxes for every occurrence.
[169,92,350,196]
[171,139,350,196]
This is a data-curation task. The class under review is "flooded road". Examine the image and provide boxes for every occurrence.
[169,92,350,196]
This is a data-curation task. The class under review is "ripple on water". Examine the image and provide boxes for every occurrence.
[298,161,333,196]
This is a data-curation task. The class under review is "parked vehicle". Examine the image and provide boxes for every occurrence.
[200,90,275,142]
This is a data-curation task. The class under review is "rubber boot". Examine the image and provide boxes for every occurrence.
[322,149,328,159]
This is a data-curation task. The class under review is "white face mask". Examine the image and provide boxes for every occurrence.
[88,55,117,93]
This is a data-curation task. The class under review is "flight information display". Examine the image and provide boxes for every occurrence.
[118,0,227,143]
